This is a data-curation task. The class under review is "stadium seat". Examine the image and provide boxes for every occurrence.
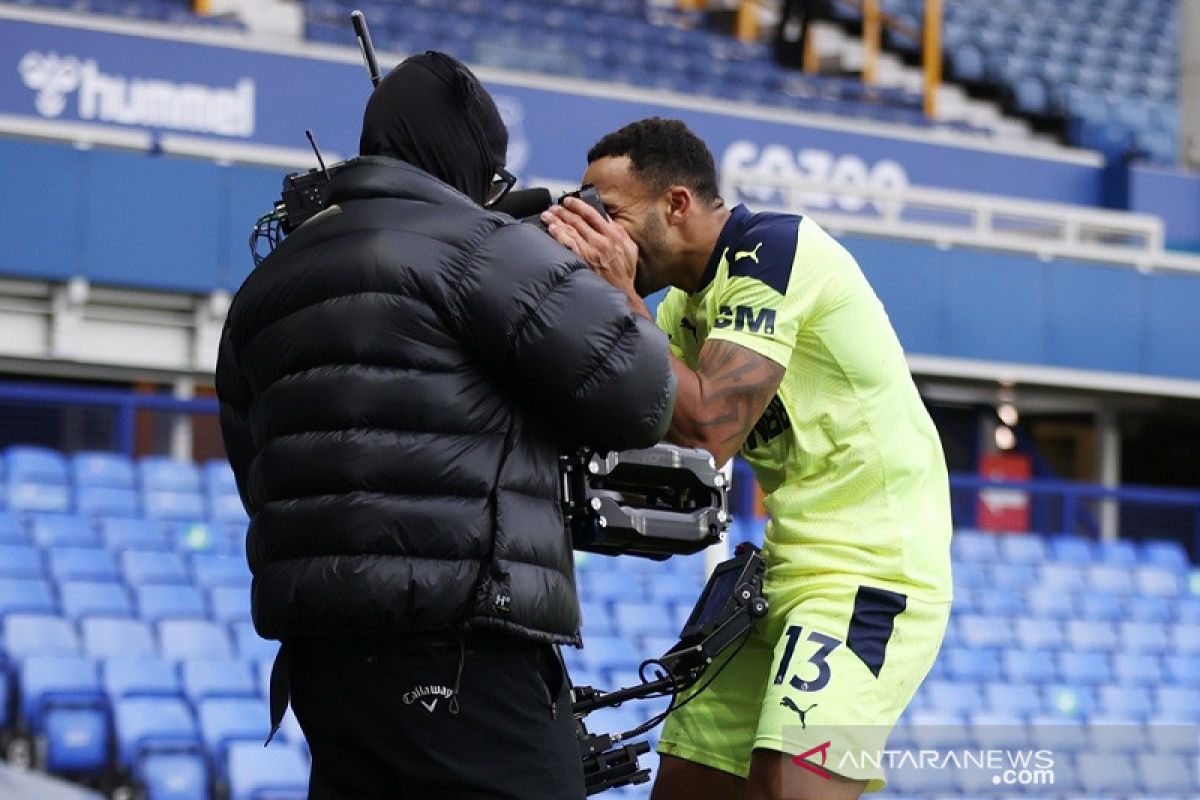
[951,561,987,589]
[227,741,308,800]
[1075,752,1140,794]
[941,646,1003,682]
[1037,564,1086,594]
[102,656,181,701]
[983,562,1037,591]
[30,514,100,548]
[1013,618,1063,650]
[181,660,257,705]
[60,581,133,620]
[1064,619,1118,651]
[42,705,110,775]
[1047,535,1092,564]
[210,494,249,524]
[1154,687,1200,722]
[1042,684,1096,718]
[977,586,1023,616]
[136,584,207,623]
[138,753,210,800]
[580,601,616,635]
[99,517,170,552]
[646,572,702,604]
[48,547,120,583]
[1094,539,1139,566]
[198,697,271,776]
[1137,753,1198,794]
[1098,684,1154,722]
[0,578,57,619]
[1086,564,1135,594]
[18,654,102,729]
[997,534,1046,565]
[138,457,202,493]
[1172,623,1200,655]
[3,613,80,660]
[1134,566,1181,597]
[0,511,29,544]
[1077,591,1123,621]
[158,620,232,662]
[1140,539,1189,570]
[82,618,157,660]
[76,487,140,517]
[232,622,278,663]
[956,615,1014,649]
[202,460,237,494]
[1176,597,1200,623]
[7,481,70,513]
[614,601,677,638]
[1116,619,1170,654]
[209,586,252,625]
[112,696,199,769]
[20,654,108,775]
[1126,594,1172,623]
[1057,651,1111,685]
[950,530,999,562]
[580,634,641,673]
[190,554,251,588]
[71,451,136,489]
[6,445,68,483]
[0,544,44,579]
[923,680,981,715]
[982,682,1040,718]
[1112,652,1163,687]
[143,490,207,521]
[123,551,189,586]
[589,571,645,603]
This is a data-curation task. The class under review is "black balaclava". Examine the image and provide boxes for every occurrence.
[359,51,508,205]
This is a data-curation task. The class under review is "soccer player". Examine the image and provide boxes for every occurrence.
[542,117,952,800]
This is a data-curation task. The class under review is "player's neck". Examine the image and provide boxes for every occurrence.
[675,205,732,294]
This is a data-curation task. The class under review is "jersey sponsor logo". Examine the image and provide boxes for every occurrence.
[734,242,764,264]
[402,684,456,713]
[745,394,791,450]
[713,305,776,335]
[780,698,818,729]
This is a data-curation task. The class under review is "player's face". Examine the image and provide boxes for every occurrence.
[583,156,675,296]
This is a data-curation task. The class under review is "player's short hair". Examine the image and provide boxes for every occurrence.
[587,117,721,204]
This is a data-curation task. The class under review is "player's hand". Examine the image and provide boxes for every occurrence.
[541,196,639,298]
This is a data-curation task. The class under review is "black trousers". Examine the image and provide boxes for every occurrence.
[288,632,586,800]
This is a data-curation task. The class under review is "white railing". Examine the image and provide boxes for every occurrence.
[722,168,1200,274]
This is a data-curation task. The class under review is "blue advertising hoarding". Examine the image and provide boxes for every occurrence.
[1,9,1113,213]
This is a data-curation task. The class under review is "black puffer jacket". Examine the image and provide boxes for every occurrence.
[216,157,674,646]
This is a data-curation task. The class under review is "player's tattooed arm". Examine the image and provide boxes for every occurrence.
[664,338,785,467]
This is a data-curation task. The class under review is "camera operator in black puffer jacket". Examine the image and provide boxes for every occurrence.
[216,51,675,800]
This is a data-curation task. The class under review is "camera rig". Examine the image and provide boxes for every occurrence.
[572,542,769,795]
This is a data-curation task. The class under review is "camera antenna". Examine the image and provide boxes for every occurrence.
[351,10,382,87]
[304,129,328,178]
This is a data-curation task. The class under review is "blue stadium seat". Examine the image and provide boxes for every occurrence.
[43,705,110,775]
[922,680,981,715]
[1098,684,1153,721]
[0,544,44,578]
[580,634,640,673]
[1057,652,1111,685]
[1013,618,1063,650]
[956,615,1014,649]
[227,741,308,800]
[48,547,120,583]
[123,550,189,586]
[18,654,102,729]
[76,487,140,517]
[209,586,251,625]
[966,710,1027,754]
[1094,539,1139,566]
[60,581,133,620]
[82,618,156,660]
[1086,564,1135,595]
[202,460,237,494]
[143,491,207,521]
[1042,684,1096,719]
[1047,535,1092,564]
[1140,539,1189,570]
[112,696,199,769]
[209,494,249,524]
[983,562,1037,591]
[1176,597,1200,624]
[3,613,79,660]
[231,622,278,663]
[1134,566,1180,597]
[138,458,202,493]
[102,656,181,701]
[136,585,207,623]
[1077,591,1123,621]
[998,534,1046,565]
[181,660,257,705]
[0,578,57,619]
[589,571,645,603]
[170,521,235,555]
[1037,564,1086,594]
[6,446,68,483]
[158,620,232,662]
[1125,594,1172,623]
[0,511,29,544]
[977,587,1023,617]
[139,753,209,800]
[1137,753,1197,795]
[190,554,250,588]
[20,655,108,775]
[941,646,1003,682]
[71,451,135,489]
[1065,620,1118,652]
[580,601,616,635]
[614,601,677,638]
[951,530,999,562]
[1172,623,1200,655]
[99,517,169,552]
[1116,619,1170,655]
[198,697,271,777]
[982,682,1040,718]
[646,572,701,604]
[7,481,70,513]
[30,514,99,548]
[1112,652,1163,687]
[1075,752,1140,795]
[1166,652,1200,686]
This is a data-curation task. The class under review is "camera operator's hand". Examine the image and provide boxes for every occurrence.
[542,197,639,302]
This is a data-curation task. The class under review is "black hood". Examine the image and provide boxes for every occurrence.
[359,51,508,205]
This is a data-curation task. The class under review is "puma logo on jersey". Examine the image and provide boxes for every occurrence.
[734,242,763,264]
[780,698,818,729]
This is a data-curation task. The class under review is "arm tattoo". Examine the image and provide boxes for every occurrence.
[693,339,785,449]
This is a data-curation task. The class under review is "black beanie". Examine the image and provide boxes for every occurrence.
[359,51,508,205]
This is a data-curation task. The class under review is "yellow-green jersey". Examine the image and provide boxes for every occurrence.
[655,204,952,602]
